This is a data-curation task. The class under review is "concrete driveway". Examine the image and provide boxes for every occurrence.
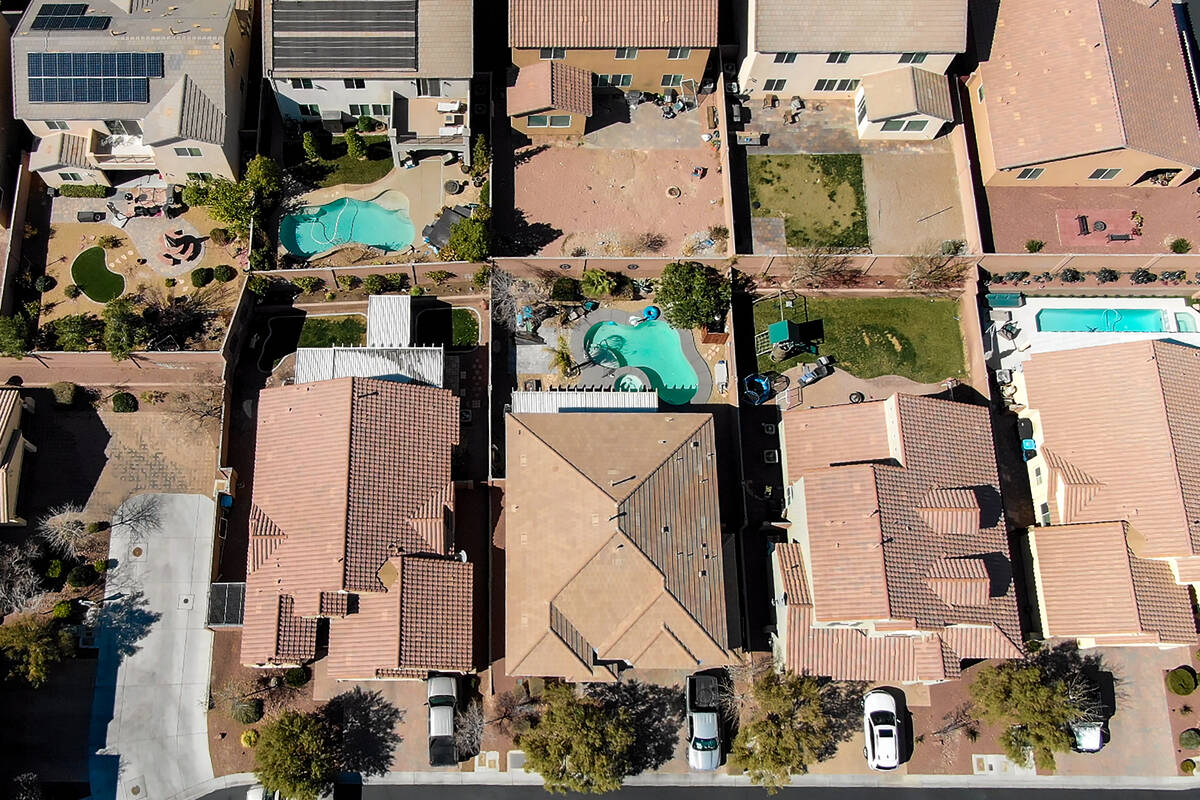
[90,493,217,800]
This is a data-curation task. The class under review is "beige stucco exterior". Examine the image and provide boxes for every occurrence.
[512,46,710,96]
[737,51,956,99]
[510,108,587,136]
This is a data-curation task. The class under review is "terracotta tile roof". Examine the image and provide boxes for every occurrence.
[1031,522,1196,644]
[505,412,731,681]
[753,0,967,53]
[1023,340,1200,558]
[507,60,594,117]
[979,0,1200,170]
[509,0,718,48]
[777,394,1022,681]
[274,596,319,663]
[241,378,468,674]
[398,557,473,672]
[775,543,810,605]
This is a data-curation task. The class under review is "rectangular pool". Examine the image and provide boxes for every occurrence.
[1035,307,1166,333]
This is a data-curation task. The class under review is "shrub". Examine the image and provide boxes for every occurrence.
[241,728,260,748]
[443,216,490,262]
[50,381,77,406]
[93,558,108,573]
[1002,271,1030,283]
[582,269,617,298]
[1182,729,1200,749]
[66,563,97,587]
[479,180,490,207]
[386,273,410,291]
[344,129,367,160]
[551,276,582,302]
[52,600,72,619]
[111,391,138,413]
[302,130,322,162]
[1131,268,1157,285]
[357,115,375,132]
[190,267,213,288]
[469,135,491,179]
[33,275,55,293]
[1168,666,1197,695]
[97,234,122,250]
[472,265,491,289]
[213,265,237,283]
[1097,268,1119,284]
[58,184,109,198]
[1184,759,1196,775]
[292,276,325,294]
[1171,238,1193,254]
[426,270,453,286]
[64,284,82,299]
[361,274,387,295]
[1059,268,1084,283]
[46,560,63,579]
[247,275,272,296]
[409,286,424,296]
[231,697,264,724]
[335,274,360,291]
[139,390,166,405]
[164,277,176,288]
[323,291,336,301]
[1025,239,1045,253]
[284,666,310,687]
[209,228,233,247]
[86,521,105,534]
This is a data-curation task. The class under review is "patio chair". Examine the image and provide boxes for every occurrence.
[1076,215,1090,236]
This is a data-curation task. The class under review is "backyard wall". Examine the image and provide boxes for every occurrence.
[0,153,32,317]
[0,350,226,388]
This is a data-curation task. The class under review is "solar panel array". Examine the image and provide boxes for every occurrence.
[27,52,164,104]
[30,3,111,31]
[271,0,418,70]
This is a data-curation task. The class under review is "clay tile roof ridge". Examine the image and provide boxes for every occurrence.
[1092,0,1131,151]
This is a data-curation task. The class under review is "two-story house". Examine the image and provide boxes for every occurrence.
[264,0,474,168]
[736,0,966,140]
[12,0,252,189]
[507,0,717,136]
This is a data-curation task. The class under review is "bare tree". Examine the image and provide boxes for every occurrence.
[900,241,971,290]
[455,699,484,757]
[36,502,91,557]
[789,247,863,289]
[10,772,41,800]
[491,268,553,331]
[931,702,978,739]
[718,653,774,722]
[489,689,540,737]
[175,384,225,428]
[0,541,45,616]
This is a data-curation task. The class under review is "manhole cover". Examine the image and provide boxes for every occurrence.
[1093,220,1107,232]
[178,594,194,610]
[131,546,144,558]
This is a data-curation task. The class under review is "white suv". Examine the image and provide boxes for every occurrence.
[427,675,459,767]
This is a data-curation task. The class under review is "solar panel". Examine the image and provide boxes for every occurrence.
[28,75,148,103]
[101,77,116,103]
[146,53,163,78]
[25,51,164,102]
[116,52,131,77]
[30,3,110,32]
[27,79,42,102]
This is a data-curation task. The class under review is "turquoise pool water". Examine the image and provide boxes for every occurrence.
[280,197,415,257]
[585,319,699,405]
[1036,307,1166,333]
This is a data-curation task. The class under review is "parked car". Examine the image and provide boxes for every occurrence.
[799,362,833,387]
[427,675,459,767]
[1071,720,1104,753]
[686,672,722,770]
[863,690,902,770]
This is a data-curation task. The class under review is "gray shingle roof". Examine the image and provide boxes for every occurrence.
[752,0,967,54]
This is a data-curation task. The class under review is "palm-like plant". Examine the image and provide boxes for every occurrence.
[547,335,577,378]
[581,269,617,298]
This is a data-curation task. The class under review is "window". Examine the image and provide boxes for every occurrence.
[773,52,797,64]
[1088,168,1121,180]
[899,52,927,64]
[1016,167,1044,180]
[813,78,859,91]
[46,120,69,130]
[826,52,850,63]
[881,119,905,131]
[667,47,691,59]
[298,104,319,116]
[549,114,572,127]
[349,104,367,116]
[661,74,683,87]
[763,78,786,92]
[174,147,202,157]
[615,47,638,60]
[539,47,565,60]
[903,119,927,132]
[416,78,441,97]
[186,172,213,181]
[344,78,365,89]
[527,114,549,127]
[1034,466,1043,485]
[105,119,142,136]
[371,103,390,117]
[59,171,84,182]
[595,74,633,87]
[290,78,313,90]
[855,97,867,124]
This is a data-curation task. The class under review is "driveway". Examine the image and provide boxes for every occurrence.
[90,493,217,800]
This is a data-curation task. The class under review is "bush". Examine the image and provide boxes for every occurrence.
[97,234,122,250]
[1097,268,1119,284]
[50,381,77,406]
[64,284,82,299]
[1059,268,1083,283]
[213,265,237,283]
[1171,238,1193,254]
[247,275,272,296]
[209,228,233,247]
[284,666,310,687]
[86,521,105,534]
[657,261,732,330]
[111,391,138,413]
[426,270,453,286]
[46,560,63,579]
[189,267,213,288]
[335,274,360,291]
[443,216,490,262]
[231,697,264,724]
[386,273,410,291]
[582,269,617,298]
[292,276,325,294]
[66,563,97,587]
[1182,729,1200,749]
[1002,271,1029,283]
[93,558,108,573]
[409,286,424,296]
[551,276,582,302]
[164,277,177,288]
[362,274,387,295]
[33,275,55,293]
[323,291,336,301]
[1131,268,1157,284]
[58,184,110,198]
[344,129,367,160]
[52,600,72,619]
[472,265,491,289]
[1168,666,1197,695]
[357,115,375,132]
[302,130,322,162]
[1183,759,1196,775]
[241,728,260,748]
[1025,239,1045,253]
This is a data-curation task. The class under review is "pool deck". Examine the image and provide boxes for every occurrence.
[567,307,714,405]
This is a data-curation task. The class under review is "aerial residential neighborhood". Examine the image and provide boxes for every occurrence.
[1,0,1200,799]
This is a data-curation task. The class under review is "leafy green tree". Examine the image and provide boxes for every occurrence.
[302,131,322,161]
[254,710,338,800]
[655,261,731,330]
[729,672,834,792]
[970,660,1081,770]
[51,313,101,351]
[0,315,30,359]
[0,615,73,688]
[581,269,617,298]
[520,682,635,793]
[470,135,491,178]
[444,217,490,262]
[243,154,284,208]
[102,298,141,362]
[183,156,283,235]
[344,130,367,160]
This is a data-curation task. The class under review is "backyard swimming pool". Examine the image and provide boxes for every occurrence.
[584,319,699,405]
[280,197,415,257]
[1035,307,1166,333]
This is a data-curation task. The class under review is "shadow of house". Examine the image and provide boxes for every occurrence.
[17,391,111,525]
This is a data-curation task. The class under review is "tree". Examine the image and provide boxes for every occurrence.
[581,269,617,298]
[455,699,484,758]
[102,298,141,361]
[302,131,321,161]
[444,217,490,262]
[10,772,41,800]
[0,541,44,616]
[655,261,731,330]
[0,315,30,359]
[728,672,835,792]
[900,241,971,290]
[254,710,338,800]
[50,313,101,351]
[344,130,367,160]
[0,615,73,688]
[970,660,1083,770]
[469,134,491,179]
[519,682,635,794]
[546,335,576,379]
[183,156,282,235]
[175,385,224,428]
[36,502,91,557]
[789,247,862,288]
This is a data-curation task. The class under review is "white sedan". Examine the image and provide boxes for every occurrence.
[863,690,902,770]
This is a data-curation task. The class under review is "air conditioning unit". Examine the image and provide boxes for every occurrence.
[761,423,777,435]
[763,450,780,464]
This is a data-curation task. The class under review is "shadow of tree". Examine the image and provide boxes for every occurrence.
[97,590,161,662]
[323,686,404,777]
[818,679,869,759]
[513,144,550,167]
[1030,641,1112,719]
[495,208,562,257]
[113,495,162,545]
[587,680,685,775]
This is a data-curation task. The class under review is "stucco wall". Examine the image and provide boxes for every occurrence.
[737,51,956,98]
[512,47,710,95]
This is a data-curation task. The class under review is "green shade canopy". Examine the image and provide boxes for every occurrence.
[769,319,801,345]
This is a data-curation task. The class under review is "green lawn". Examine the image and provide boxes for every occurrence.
[753,295,965,383]
[70,246,125,302]
[298,314,367,347]
[317,135,393,188]
[450,308,479,346]
[748,154,868,249]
